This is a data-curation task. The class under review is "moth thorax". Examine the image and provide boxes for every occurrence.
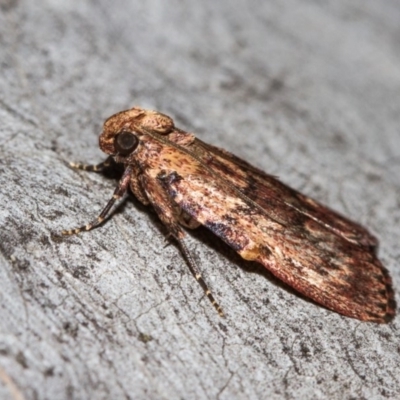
[140,111,175,134]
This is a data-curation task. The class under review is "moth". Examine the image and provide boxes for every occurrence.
[63,107,395,323]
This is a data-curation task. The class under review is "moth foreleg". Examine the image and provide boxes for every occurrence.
[62,165,133,235]
[69,155,114,172]
[141,174,224,317]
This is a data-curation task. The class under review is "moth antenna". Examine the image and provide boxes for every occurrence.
[68,156,113,172]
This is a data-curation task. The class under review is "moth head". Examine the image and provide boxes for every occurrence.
[99,107,175,155]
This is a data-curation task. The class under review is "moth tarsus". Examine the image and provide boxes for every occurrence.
[62,107,395,323]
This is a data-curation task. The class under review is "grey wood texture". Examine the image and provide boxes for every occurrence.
[0,1,399,399]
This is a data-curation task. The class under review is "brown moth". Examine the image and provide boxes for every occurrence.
[63,107,395,323]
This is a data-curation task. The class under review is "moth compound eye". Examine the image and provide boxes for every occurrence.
[114,131,138,155]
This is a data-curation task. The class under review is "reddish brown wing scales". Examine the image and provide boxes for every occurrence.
[153,141,394,323]
[191,139,378,249]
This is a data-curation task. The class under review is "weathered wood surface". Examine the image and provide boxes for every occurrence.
[0,1,399,399]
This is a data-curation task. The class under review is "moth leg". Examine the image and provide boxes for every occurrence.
[69,155,114,172]
[62,165,133,235]
[141,175,224,317]
[177,235,224,317]
[177,209,201,230]
[129,164,150,206]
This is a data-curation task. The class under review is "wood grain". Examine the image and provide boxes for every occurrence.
[0,1,399,399]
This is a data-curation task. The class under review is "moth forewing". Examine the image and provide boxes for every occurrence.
[63,107,395,323]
